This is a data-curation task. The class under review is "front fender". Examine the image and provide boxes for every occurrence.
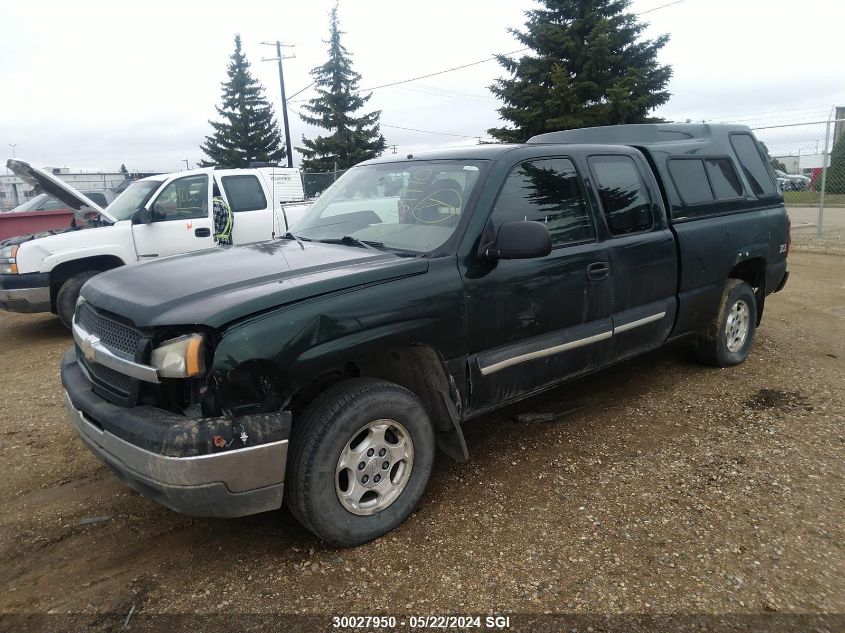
[210,257,466,407]
[40,244,133,273]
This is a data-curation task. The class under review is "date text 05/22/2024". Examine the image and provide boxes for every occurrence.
[332,615,512,629]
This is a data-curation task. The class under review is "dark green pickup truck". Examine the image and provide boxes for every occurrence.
[61,124,789,546]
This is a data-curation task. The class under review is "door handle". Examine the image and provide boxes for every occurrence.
[195,227,211,238]
[587,261,610,281]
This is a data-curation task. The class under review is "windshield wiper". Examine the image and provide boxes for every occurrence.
[282,231,308,249]
[316,236,384,250]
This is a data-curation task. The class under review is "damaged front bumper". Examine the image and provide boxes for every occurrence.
[61,350,291,518]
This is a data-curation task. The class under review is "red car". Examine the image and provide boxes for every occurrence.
[0,190,116,242]
[0,193,73,241]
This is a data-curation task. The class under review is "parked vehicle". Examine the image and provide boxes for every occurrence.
[60,124,789,546]
[0,191,118,241]
[0,160,309,326]
[774,169,810,191]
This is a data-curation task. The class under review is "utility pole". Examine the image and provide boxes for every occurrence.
[182,159,189,171]
[261,40,295,168]
[389,145,397,155]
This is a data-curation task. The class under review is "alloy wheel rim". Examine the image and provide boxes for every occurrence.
[725,299,750,353]
[335,419,414,516]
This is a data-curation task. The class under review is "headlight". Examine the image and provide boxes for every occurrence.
[150,333,206,378]
[0,245,18,274]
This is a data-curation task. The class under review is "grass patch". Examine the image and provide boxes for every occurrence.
[783,191,845,206]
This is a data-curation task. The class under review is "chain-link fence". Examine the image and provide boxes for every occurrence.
[301,169,348,199]
[749,118,845,246]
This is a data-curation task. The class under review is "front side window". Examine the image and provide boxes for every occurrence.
[730,133,777,197]
[151,174,209,221]
[221,175,267,212]
[293,160,486,254]
[589,155,653,235]
[490,158,594,246]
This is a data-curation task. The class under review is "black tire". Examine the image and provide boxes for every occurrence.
[694,279,757,367]
[285,378,435,547]
[56,271,99,329]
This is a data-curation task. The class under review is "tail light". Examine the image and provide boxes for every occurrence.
[786,215,791,257]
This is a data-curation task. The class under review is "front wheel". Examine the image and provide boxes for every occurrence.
[56,271,99,329]
[695,279,757,367]
[285,378,435,547]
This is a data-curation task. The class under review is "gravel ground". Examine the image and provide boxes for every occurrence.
[0,250,842,632]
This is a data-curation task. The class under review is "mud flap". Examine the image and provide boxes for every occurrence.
[436,391,469,462]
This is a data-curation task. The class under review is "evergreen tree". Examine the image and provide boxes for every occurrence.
[489,0,672,142]
[823,136,845,194]
[119,163,128,174]
[201,34,286,167]
[297,5,386,173]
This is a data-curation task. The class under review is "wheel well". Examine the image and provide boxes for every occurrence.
[728,257,766,289]
[49,256,124,310]
[289,345,461,434]
[728,257,766,324]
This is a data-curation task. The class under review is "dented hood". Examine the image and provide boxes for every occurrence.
[81,239,428,329]
[6,159,116,223]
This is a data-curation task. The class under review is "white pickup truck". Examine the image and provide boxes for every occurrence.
[0,160,310,327]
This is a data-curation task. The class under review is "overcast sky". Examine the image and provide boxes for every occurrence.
[1,0,843,173]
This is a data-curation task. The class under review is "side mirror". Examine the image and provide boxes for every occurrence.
[485,220,552,261]
[131,206,153,225]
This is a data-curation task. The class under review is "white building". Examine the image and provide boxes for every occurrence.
[0,167,128,210]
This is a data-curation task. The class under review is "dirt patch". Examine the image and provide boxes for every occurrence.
[744,388,811,411]
[0,251,842,627]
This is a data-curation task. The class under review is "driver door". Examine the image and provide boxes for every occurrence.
[132,173,214,259]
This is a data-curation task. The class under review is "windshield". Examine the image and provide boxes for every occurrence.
[107,180,162,221]
[293,160,486,254]
[8,194,48,213]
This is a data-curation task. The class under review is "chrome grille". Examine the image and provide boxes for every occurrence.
[82,355,133,396]
[76,301,141,357]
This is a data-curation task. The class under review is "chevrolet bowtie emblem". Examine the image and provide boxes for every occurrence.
[80,334,100,362]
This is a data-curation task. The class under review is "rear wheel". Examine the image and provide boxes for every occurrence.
[285,378,435,547]
[695,279,757,367]
[56,271,99,329]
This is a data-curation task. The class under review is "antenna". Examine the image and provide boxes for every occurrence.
[271,166,277,239]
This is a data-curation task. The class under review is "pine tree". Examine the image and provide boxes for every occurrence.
[297,4,385,173]
[489,0,672,142]
[823,136,845,194]
[119,163,128,174]
[201,34,286,167]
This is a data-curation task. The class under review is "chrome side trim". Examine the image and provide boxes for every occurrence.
[64,391,288,493]
[72,319,160,383]
[613,311,666,334]
[480,330,613,376]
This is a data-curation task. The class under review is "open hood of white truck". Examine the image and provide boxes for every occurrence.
[6,159,117,224]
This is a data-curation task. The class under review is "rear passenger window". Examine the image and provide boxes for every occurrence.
[491,158,594,246]
[588,155,653,235]
[730,134,776,196]
[221,175,267,212]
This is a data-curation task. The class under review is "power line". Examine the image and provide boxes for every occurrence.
[287,0,692,105]
[380,123,477,138]
[636,0,690,16]
[286,81,315,102]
